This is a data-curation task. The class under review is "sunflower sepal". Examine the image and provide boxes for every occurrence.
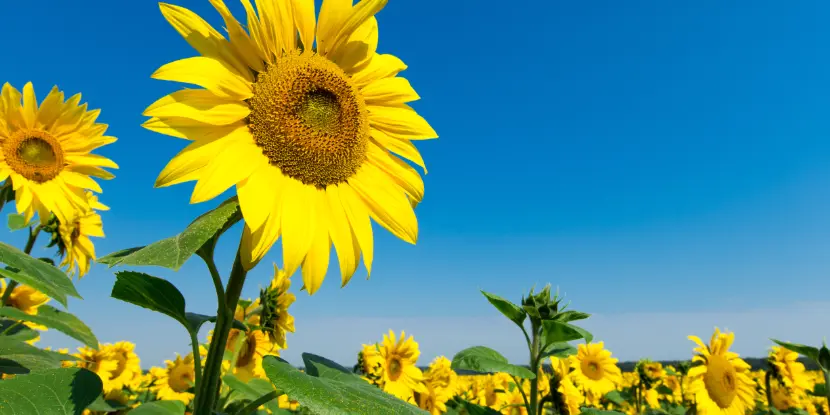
[481,289,527,328]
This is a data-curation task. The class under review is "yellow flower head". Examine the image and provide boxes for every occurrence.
[74,345,118,391]
[150,353,196,404]
[212,303,278,382]
[424,356,458,395]
[57,192,107,279]
[686,328,756,415]
[0,279,49,315]
[379,330,426,401]
[768,345,812,393]
[0,82,117,225]
[145,0,437,294]
[256,265,296,349]
[569,341,623,398]
[418,382,453,415]
[99,341,142,392]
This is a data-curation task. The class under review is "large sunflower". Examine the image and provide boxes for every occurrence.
[686,328,755,415]
[0,83,117,224]
[569,341,622,398]
[144,0,437,294]
[57,192,108,278]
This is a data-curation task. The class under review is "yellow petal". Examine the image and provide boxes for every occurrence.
[281,178,316,278]
[142,117,245,141]
[317,0,352,55]
[338,184,373,277]
[240,0,271,63]
[0,83,24,130]
[366,143,424,206]
[362,77,419,106]
[240,174,285,271]
[158,3,249,77]
[301,189,330,295]
[327,0,387,59]
[60,171,103,193]
[36,86,65,130]
[144,90,249,126]
[274,0,296,52]
[237,161,279,232]
[190,141,263,203]
[329,17,377,74]
[292,0,316,51]
[208,0,265,73]
[349,163,417,244]
[152,57,253,99]
[254,0,281,54]
[351,54,407,88]
[326,185,360,286]
[21,82,37,129]
[155,127,248,188]
[370,129,426,173]
[65,165,116,181]
[64,154,119,169]
[369,104,437,140]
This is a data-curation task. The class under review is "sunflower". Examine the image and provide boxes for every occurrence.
[424,356,458,395]
[0,83,117,225]
[100,341,142,392]
[769,377,804,411]
[144,0,437,294]
[56,191,107,278]
[255,264,296,348]
[686,328,756,415]
[501,381,528,415]
[150,353,197,404]
[357,343,385,385]
[418,382,454,415]
[550,356,584,415]
[378,330,426,400]
[768,345,812,393]
[1,280,50,330]
[214,302,277,381]
[74,345,119,391]
[569,341,622,398]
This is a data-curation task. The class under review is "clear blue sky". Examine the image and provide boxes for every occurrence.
[2,0,830,367]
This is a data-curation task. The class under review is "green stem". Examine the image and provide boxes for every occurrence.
[635,383,641,414]
[1,227,41,306]
[823,370,830,414]
[195,245,248,415]
[529,322,541,415]
[235,391,278,415]
[188,330,203,401]
[510,374,531,412]
[0,320,21,335]
[679,374,686,406]
[199,249,226,312]
[765,370,774,413]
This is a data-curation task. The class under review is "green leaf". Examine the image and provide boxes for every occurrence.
[262,355,429,415]
[579,409,627,415]
[128,400,186,415]
[0,336,62,374]
[771,339,820,362]
[553,310,590,323]
[98,197,241,271]
[819,345,830,372]
[0,304,98,348]
[540,342,577,359]
[446,399,502,415]
[110,271,188,328]
[0,368,102,414]
[187,312,247,333]
[603,390,625,405]
[86,396,128,412]
[6,214,28,231]
[480,290,526,328]
[542,320,593,344]
[812,382,828,396]
[0,319,39,342]
[450,346,535,379]
[222,374,283,414]
[0,243,81,307]
[656,384,674,395]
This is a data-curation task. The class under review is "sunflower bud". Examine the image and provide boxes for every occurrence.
[522,284,563,325]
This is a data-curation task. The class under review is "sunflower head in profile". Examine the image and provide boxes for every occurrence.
[0,83,117,225]
[45,191,108,279]
[356,343,384,386]
[378,330,426,401]
[768,345,812,393]
[686,328,756,415]
[150,353,196,404]
[423,356,458,395]
[569,341,623,398]
[145,0,437,294]
[256,264,296,348]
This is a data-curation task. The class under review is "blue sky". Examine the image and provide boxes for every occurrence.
[2,0,830,367]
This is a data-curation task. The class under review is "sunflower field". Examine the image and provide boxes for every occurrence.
[0,0,826,415]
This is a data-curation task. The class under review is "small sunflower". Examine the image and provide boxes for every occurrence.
[569,341,623,398]
[55,192,107,278]
[686,328,755,415]
[150,353,196,404]
[256,265,296,348]
[0,83,117,225]
[378,330,426,400]
[357,343,385,385]
[74,346,118,391]
[424,356,458,395]
[214,303,277,381]
[768,345,812,393]
[418,382,453,415]
[1,280,49,330]
[145,0,437,294]
[501,381,528,415]
[100,341,142,392]
[551,356,584,415]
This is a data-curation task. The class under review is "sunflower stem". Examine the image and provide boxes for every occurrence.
[188,330,203,403]
[196,244,248,415]
[1,226,41,306]
[529,320,541,415]
[635,382,642,414]
[764,370,774,413]
[510,374,531,413]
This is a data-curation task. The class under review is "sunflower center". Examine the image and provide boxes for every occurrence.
[582,360,603,381]
[247,51,369,188]
[70,224,81,242]
[388,357,402,380]
[4,129,64,183]
[169,366,194,392]
[703,355,738,408]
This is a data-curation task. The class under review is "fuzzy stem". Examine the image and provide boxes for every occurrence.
[529,321,541,415]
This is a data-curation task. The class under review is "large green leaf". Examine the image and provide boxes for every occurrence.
[187,312,248,333]
[0,304,97,348]
[0,368,102,414]
[6,214,29,231]
[542,320,593,344]
[98,197,241,270]
[771,339,820,362]
[0,242,81,307]
[552,310,590,323]
[450,346,535,379]
[262,355,429,415]
[0,336,61,374]
[128,400,186,414]
[480,290,526,328]
[0,319,39,342]
[445,398,502,415]
[540,342,577,359]
[223,374,284,414]
[86,396,128,412]
[110,271,188,328]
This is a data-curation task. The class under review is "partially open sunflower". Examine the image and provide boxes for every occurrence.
[0,83,117,224]
[145,0,437,294]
